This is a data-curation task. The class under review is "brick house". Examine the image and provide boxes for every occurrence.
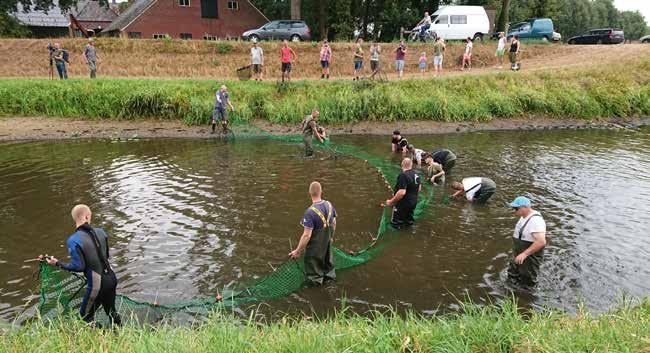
[103,0,268,40]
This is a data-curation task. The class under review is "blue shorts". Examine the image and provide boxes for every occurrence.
[419,62,426,70]
[433,55,443,66]
[321,60,329,68]
[396,60,405,71]
[354,61,363,70]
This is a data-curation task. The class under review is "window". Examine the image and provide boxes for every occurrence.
[277,21,290,29]
[179,0,189,6]
[180,33,192,40]
[264,21,279,30]
[201,0,218,18]
[153,34,168,39]
[127,32,142,39]
[227,1,238,10]
[291,22,305,28]
[434,15,448,24]
[449,15,467,25]
[203,34,217,40]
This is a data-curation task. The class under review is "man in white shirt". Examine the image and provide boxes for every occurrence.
[250,41,264,81]
[407,144,426,165]
[495,32,507,69]
[507,196,547,286]
[451,177,496,203]
[416,11,432,38]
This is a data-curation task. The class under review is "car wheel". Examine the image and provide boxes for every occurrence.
[291,34,301,42]
[249,34,260,42]
[643,39,650,44]
[473,33,483,42]
[542,35,549,42]
[568,39,575,45]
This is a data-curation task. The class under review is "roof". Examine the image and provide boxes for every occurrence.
[13,0,70,28]
[71,0,118,22]
[104,0,156,32]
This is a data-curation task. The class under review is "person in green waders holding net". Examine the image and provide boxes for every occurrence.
[301,109,326,157]
[507,196,547,287]
[289,181,337,286]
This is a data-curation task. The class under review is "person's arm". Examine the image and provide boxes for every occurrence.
[311,122,324,143]
[291,48,297,60]
[289,227,313,258]
[228,100,235,111]
[46,239,85,272]
[451,189,464,199]
[515,232,546,264]
[392,143,397,152]
[430,170,444,183]
[330,217,337,243]
[386,189,406,206]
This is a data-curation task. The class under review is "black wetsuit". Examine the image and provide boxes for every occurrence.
[431,149,457,172]
[56,223,121,325]
[392,136,408,152]
[391,169,421,228]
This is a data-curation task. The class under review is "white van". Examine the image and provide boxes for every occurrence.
[429,6,490,41]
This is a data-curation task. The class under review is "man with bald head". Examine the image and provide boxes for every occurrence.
[384,158,421,229]
[289,181,337,285]
[41,205,121,326]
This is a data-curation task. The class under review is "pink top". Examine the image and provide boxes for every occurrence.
[281,47,293,63]
[419,56,427,64]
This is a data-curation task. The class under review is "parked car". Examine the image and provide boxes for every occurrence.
[640,34,650,43]
[427,6,490,42]
[507,18,555,41]
[568,29,624,44]
[242,20,311,42]
[552,31,562,42]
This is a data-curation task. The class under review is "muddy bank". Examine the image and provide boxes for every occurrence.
[0,116,647,142]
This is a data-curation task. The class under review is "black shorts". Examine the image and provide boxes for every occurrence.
[320,60,329,68]
[252,64,262,73]
[212,108,227,123]
[371,60,379,71]
[390,203,416,229]
[282,62,292,73]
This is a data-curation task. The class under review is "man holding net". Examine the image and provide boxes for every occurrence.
[39,205,121,327]
[384,158,421,229]
[301,108,326,157]
[289,181,337,286]
[211,85,235,134]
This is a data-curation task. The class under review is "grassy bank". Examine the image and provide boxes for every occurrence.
[1,55,648,125]
[1,300,648,352]
[0,38,561,79]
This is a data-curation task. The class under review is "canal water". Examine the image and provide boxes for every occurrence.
[0,127,648,323]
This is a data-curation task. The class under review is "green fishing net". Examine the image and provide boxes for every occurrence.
[37,123,447,325]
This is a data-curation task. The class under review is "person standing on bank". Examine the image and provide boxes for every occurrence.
[395,40,407,79]
[507,196,547,286]
[369,42,381,78]
[289,181,337,286]
[301,108,325,157]
[211,85,235,134]
[40,205,121,326]
[319,40,332,79]
[451,177,496,203]
[250,40,264,81]
[84,38,98,79]
[509,35,521,71]
[280,40,297,82]
[353,38,364,81]
[52,42,68,79]
[384,158,421,229]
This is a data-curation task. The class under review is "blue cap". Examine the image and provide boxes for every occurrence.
[509,196,531,208]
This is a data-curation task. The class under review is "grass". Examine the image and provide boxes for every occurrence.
[0,38,564,79]
[1,299,648,352]
[0,54,648,125]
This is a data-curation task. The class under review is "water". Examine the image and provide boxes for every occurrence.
[1,127,649,323]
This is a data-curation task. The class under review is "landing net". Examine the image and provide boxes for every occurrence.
[37,123,447,325]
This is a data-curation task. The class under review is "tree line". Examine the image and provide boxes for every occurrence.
[252,0,649,41]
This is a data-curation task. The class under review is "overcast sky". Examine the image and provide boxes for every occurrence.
[614,0,650,24]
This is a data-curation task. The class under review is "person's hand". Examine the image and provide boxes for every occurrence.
[46,256,58,266]
[384,199,392,207]
[515,253,528,265]
[288,249,301,259]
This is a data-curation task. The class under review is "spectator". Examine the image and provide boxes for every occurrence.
[395,40,407,79]
[369,41,381,79]
[419,51,427,76]
[509,35,521,71]
[495,32,506,69]
[280,40,297,82]
[84,38,98,79]
[52,43,68,80]
[461,37,473,71]
[353,38,364,81]
[319,40,332,80]
[250,40,264,81]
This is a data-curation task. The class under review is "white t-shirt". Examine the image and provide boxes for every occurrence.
[513,211,546,242]
[462,177,482,201]
[465,42,473,55]
[414,148,425,164]
[251,47,264,65]
[423,15,432,25]
[497,37,507,50]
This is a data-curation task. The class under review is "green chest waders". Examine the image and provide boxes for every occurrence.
[508,215,544,286]
[304,202,336,285]
[302,116,315,157]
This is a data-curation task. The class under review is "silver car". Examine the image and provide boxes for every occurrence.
[242,20,311,42]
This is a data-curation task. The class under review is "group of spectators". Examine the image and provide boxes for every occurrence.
[49,38,98,80]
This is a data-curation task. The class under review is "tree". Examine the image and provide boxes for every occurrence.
[495,0,510,32]
[290,0,300,19]
[619,10,646,40]
[0,12,31,37]
[554,0,593,39]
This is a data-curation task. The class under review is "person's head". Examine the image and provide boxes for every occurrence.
[372,41,378,46]
[514,35,519,40]
[71,204,92,226]
[357,37,363,44]
[424,11,429,17]
[499,32,505,38]
[283,39,288,47]
[253,40,258,47]
[88,38,94,45]
[401,157,413,170]
[309,181,322,199]
[451,181,464,191]
[509,196,532,217]
[311,108,320,118]
[54,42,60,49]
[421,51,426,56]
[323,40,329,46]
[220,85,227,92]
[467,37,472,43]
[392,129,401,138]
[399,40,405,46]
[423,154,432,164]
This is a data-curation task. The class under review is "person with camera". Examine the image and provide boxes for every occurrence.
[51,43,69,79]
[84,38,98,79]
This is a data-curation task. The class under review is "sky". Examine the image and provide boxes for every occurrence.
[614,0,650,25]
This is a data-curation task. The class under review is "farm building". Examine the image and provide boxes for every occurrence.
[103,0,268,40]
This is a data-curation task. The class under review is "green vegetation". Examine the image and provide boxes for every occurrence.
[0,56,648,125]
[2,300,649,352]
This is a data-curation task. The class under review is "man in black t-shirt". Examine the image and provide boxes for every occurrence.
[384,158,421,229]
[391,130,409,153]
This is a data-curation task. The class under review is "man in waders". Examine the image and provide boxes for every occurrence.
[211,85,235,134]
[289,181,337,286]
[451,177,496,203]
[507,196,547,286]
[391,130,409,153]
[384,158,421,229]
[40,205,121,327]
[301,109,325,157]
[431,148,457,172]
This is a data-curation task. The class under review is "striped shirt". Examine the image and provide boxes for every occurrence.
[320,46,332,61]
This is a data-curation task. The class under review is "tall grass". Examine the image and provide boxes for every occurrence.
[0,56,648,125]
[1,299,648,352]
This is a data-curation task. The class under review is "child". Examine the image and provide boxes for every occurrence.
[461,37,473,71]
[419,52,427,76]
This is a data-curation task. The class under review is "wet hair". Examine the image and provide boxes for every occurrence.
[393,129,401,135]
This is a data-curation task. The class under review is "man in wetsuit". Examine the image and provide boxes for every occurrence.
[431,148,457,172]
[391,130,409,153]
[301,109,325,157]
[42,205,121,326]
[384,158,421,229]
[289,181,337,286]
[507,196,547,286]
[451,177,496,203]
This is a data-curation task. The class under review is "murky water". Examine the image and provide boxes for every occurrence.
[1,127,649,323]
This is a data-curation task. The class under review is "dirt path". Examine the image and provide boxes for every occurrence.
[1,116,646,142]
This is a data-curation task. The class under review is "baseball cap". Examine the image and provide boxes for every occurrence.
[509,196,531,208]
